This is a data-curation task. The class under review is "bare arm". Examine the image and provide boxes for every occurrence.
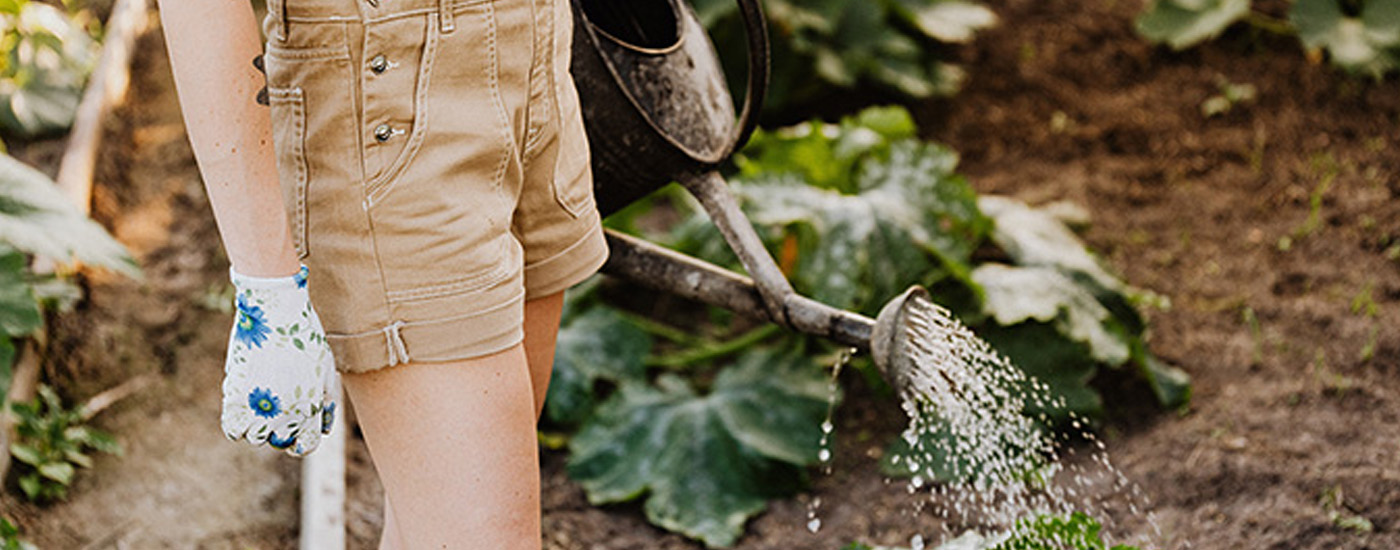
[157,0,299,278]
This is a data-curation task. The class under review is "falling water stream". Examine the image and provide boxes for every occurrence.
[812,293,1157,547]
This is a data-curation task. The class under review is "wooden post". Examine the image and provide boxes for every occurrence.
[299,384,346,549]
[57,0,152,213]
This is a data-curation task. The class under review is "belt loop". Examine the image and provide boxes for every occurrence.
[382,320,411,367]
[440,0,455,33]
[268,0,289,41]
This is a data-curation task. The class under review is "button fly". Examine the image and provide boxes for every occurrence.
[370,55,389,74]
[374,124,394,142]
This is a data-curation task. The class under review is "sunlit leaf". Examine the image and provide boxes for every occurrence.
[674,108,987,316]
[1292,0,1400,76]
[1135,0,1251,49]
[0,2,98,136]
[892,0,998,43]
[8,443,42,467]
[0,153,139,277]
[972,264,1132,366]
[1,82,81,136]
[696,0,987,113]
[36,461,73,485]
[567,350,830,547]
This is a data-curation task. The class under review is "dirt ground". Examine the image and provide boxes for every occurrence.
[4,0,1399,548]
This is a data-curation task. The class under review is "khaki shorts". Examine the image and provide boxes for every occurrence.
[261,0,607,373]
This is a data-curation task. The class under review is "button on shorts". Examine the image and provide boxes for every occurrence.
[261,0,608,373]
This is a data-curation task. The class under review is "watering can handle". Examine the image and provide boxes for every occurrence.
[729,0,769,156]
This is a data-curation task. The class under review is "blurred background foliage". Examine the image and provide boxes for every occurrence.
[692,0,995,121]
[1137,0,1400,77]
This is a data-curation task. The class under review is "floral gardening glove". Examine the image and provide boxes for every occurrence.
[221,265,338,457]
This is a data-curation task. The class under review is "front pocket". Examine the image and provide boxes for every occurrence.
[551,80,594,218]
[267,87,310,259]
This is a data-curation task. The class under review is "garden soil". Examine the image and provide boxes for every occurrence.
[5,0,1398,548]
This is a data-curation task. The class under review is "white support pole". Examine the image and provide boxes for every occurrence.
[300,384,347,549]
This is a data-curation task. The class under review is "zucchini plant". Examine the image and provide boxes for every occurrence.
[545,106,1187,546]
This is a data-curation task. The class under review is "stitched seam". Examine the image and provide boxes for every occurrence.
[522,0,555,161]
[267,88,310,259]
[265,45,348,61]
[289,1,486,26]
[385,263,514,303]
[485,1,512,196]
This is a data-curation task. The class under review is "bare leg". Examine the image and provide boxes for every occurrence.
[522,291,565,418]
[345,344,541,550]
[371,292,565,547]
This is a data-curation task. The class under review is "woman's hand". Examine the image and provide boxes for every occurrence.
[221,266,338,456]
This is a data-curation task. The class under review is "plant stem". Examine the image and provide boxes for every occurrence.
[648,324,782,369]
[616,311,702,346]
[1245,12,1293,36]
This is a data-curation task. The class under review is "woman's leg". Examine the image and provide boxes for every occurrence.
[521,291,566,418]
[345,344,541,550]
[369,292,566,548]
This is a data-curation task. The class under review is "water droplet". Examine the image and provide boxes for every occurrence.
[806,518,821,533]
[818,449,831,462]
[820,420,834,434]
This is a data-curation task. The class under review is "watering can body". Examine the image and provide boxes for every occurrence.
[568,0,766,215]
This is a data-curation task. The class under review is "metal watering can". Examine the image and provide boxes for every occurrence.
[568,0,927,387]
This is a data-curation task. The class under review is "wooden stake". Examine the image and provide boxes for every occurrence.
[300,384,347,550]
[56,0,152,212]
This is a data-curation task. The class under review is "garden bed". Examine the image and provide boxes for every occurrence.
[6,0,1400,548]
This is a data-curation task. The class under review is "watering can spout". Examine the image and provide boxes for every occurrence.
[601,230,937,397]
[871,286,935,398]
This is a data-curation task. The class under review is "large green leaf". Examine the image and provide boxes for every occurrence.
[977,196,1122,295]
[733,106,917,194]
[1135,0,1251,49]
[891,0,998,43]
[726,142,987,315]
[1135,350,1192,409]
[0,153,138,277]
[692,0,985,114]
[0,337,14,395]
[1292,0,1400,76]
[671,108,988,316]
[0,246,39,337]
[567,349,832,547]
[978,321,1104,420]
[36,460,73,485]
[544,306,652,425]
[972,264,1132,367]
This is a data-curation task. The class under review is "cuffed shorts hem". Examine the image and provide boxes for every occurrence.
[327,286,525,374]
[524,220,608,301]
